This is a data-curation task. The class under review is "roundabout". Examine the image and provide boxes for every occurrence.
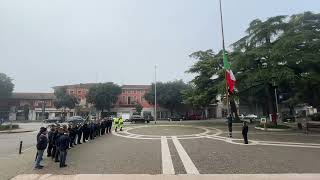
[113,125,223,140]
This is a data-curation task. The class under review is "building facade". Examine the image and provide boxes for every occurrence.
[54,83,170,119]
[3,93,61,121]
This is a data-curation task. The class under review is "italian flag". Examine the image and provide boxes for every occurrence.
[223,52,236,93]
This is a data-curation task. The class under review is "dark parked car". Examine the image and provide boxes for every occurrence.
[43,117,63,123]
[66,116,86,124]
[168,115,184,121]
[130,115,149,123]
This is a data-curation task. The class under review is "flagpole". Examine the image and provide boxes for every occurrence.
[219,0,230,116]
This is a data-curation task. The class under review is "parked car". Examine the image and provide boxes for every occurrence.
[130,115,149,123]
[168,115,184,121]
[144,115,154,122]
[187,114,202,120]
[66,116,86,124]
[245,114,258,123]
[43,117,63,123]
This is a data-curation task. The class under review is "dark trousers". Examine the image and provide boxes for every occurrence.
[47,143,53,157]
[107,125,112,133]
[90,131,94,140]
[228,122,232,137]
[77,133,82,143]
[51,146,56,159]
[59,150,67,167]
[243,133,248,144]
[54,149,60,162]
[70,137,74,147]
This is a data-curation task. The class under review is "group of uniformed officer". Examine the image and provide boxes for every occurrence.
[35,116,125,169]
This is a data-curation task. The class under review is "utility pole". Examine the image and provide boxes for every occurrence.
[154,65,157,124]
[219,0,229,115]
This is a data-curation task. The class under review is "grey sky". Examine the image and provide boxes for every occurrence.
[0,0,319,92]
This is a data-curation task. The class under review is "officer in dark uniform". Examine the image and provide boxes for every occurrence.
[242,121,249,144]
[54,127,63,162]
[76,124,83,144]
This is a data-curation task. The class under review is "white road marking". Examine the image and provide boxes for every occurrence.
[172,136,199,174]
[161,136,175,175]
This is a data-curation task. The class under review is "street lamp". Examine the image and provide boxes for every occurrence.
[271,75,279,123]
[154,65,157,124]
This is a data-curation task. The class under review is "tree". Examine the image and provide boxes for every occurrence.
[86,82,122,112]
[134,103,143,114]
[231,12,320,116]
[0,73,14,99]
[53,87,78,117]
[186,12,320,123]
[144,80,189,115]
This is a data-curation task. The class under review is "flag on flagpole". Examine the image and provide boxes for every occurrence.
[223,52,236,93]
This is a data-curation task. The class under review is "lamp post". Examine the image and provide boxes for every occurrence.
[272,76,279,123]
[154,65,157,124]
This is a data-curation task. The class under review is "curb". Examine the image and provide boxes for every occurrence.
[0,129,35,134]
[254,127,291,132]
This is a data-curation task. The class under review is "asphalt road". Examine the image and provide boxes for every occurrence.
[2,120,320,179]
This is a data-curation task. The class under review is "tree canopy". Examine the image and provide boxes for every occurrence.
[53,87,78,110]
[187,11,320,117]
[86,82,122,112]
[0,73,14,99]
[144,80,190,114]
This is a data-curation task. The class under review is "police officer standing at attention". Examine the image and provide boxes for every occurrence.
[76,124,82,145]
[242,120,249,144]
[57,130,70,168]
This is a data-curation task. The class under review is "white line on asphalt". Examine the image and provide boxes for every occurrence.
[172,136,199,174]
[161,136,175,175]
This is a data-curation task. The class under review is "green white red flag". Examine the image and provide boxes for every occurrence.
[223,52,236,93]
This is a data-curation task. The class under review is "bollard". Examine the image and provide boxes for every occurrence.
[19,141,23,154]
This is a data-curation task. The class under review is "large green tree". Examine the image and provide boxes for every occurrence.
[86,82,122,112]
[186,12,320,122]
[53,87,79,112]
[144,80,190,115]
[0,73,14,99]
[232,12,320,116]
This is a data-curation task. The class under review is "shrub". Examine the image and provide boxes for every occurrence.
[0,124,19,130]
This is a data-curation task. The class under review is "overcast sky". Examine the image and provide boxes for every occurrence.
[0,0,319,92]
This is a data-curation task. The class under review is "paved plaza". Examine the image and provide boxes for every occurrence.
[2,121,320,180]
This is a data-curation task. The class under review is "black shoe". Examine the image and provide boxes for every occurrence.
[78,142,82,144]
[60,164,68,168]
[35,166,43,169]
[47,155,51,157]
[55,160,60,163]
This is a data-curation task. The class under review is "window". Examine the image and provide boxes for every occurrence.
[122,90,126,93]
[70,90,74,94]
[122,96,126,104]
[140,96,143,102]
[78,90,81,94]
[134,90,137,94]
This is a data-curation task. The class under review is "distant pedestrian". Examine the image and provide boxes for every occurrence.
[35,127,48,169]
[242,121,249,144]
[57,131,70,168]
[227,114,233,138]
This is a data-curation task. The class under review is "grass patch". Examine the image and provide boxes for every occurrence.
[0,124,19,131]
[256,124,291,129]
